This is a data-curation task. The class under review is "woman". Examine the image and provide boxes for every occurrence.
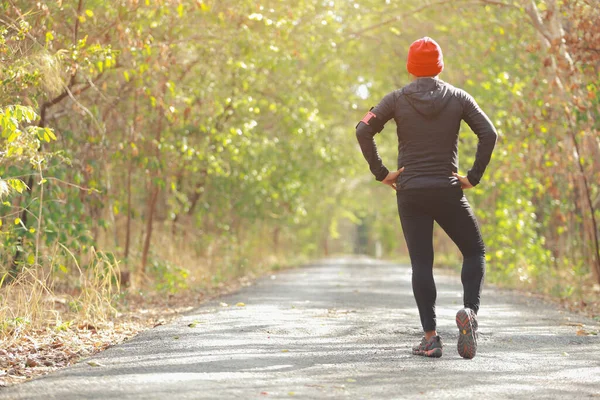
[355,37,497,359]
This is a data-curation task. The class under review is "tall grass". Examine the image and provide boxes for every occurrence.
[0,246,120,342]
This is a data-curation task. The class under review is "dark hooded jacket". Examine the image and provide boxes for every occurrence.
[355,77,497,189]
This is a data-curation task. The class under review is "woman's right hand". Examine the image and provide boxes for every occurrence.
[452,172,474,189]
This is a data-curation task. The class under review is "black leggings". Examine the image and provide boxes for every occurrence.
[396,187,486,332]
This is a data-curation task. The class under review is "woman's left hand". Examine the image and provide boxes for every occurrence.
[382,167,405,190]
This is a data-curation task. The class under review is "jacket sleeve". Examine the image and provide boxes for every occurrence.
[355,92,396,181]
[460,91,498,186]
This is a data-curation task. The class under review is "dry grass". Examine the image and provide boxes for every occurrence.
[0,247,121,342]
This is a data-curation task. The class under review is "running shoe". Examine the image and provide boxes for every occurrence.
[412,335,443,358]
[456,308,478,359]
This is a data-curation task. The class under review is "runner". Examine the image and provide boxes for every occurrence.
[355,37,498,359]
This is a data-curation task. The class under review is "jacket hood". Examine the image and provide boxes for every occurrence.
[403,77,452,118]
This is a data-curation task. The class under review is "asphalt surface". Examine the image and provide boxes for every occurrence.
[1,258,600,399]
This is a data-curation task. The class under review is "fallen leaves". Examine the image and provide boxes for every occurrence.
[562,322,584,327]
[153,320,166,328]
[0,323,142,387]
[576,328,598,336]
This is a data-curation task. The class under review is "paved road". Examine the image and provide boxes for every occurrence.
[2,258,600,399]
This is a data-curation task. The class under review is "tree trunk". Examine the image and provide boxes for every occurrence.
[273,226,280,255]
[139,184,159,280]
[124,88,138,260]
[138,80,166,284]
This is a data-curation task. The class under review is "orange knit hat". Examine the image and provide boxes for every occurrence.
[406,37,444,77]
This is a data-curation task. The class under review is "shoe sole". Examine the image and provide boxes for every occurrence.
[456,309,477,359]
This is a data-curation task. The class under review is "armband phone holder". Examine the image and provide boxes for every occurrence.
[356,107,385,132]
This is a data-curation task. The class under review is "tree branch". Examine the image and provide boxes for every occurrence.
[74,0,84,42]
[348,0,520,38]
[523,0,553,47]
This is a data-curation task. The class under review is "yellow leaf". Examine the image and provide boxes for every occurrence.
[27,254,35,265]
[7,132,19,143]
[236,302,246,307]
[197,1,209,11]
[46,128,57,141]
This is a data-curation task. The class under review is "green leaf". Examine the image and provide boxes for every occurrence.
[87,361,104,367]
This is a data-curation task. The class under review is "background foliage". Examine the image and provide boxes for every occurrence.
[1,0,599,312]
